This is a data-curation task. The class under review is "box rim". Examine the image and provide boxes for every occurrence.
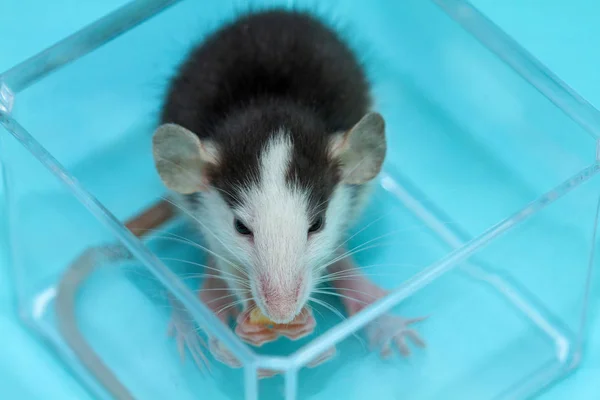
[2,0,600,140]
[2,108,598,369]
[434,0,600,140]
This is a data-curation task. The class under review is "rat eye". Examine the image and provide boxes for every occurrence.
[234,219,253,235]
[308,216,324,234]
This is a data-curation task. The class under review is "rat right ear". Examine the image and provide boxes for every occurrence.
[152,123,217,194]
[329,112,386,185]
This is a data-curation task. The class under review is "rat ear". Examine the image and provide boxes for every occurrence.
[330,112,386,185]
[152,123,218,194]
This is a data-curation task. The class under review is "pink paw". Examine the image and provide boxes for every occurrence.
[235,307,316,346]
[275,307,316,341]
[367,314,427,358]
[168,293,242,370]
[208,336,242,368]
[167,304,212,373]
[307,346,337,368]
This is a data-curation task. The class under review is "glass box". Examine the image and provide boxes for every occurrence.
[1,0,599,399]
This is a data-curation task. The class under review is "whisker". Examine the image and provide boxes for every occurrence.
[317,261,421,278]
[135,224,250,281]
[159,196,241,267]
[316,242,396,272]
[151,235,245,276]
[213,186,243,206]
[203,292,246,306]
[315,263,421,285]
[161,257,250,284]
[316,274,407,285]
[215,298,247,317]
[195,287,250,293]
[311,290,371,305]
[310,305,326,322]
[135,228,199,243]
[309,297,366,350]
[334,210,392,253]
[313,285,380,298]
[317,234,435,273]
[308,297,347,322]
[177,273,251,288]
[324,219,457,270]
[240,303,258,326]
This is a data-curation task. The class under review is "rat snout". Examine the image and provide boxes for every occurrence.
[258,277,305,324]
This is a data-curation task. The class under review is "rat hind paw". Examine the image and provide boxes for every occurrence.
[367,314,427,358]
[167,309,212,373]
[168,294,242,370]
[208,337,242,367]
[306,346,337,368]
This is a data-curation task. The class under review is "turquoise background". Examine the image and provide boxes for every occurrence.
[0,0,599,398]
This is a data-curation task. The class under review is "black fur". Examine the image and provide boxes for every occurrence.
[161,9,371,211]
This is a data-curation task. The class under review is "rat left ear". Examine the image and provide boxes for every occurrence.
[329,112,386,185]
[152,123,217,194]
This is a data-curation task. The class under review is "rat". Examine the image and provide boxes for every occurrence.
[153,9,426,369]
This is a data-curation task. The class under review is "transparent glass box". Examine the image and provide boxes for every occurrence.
[1,0,599,399]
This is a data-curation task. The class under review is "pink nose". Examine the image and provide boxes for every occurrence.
[259,279,302,323]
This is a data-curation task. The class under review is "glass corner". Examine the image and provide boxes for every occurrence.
[0,80,14,113]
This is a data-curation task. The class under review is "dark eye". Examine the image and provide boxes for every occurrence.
[234,219,252,235]
[308,216,324,234]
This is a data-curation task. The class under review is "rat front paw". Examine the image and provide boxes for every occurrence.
[234,308,279,346]
[235,306,316,346]
[274,307,316,341]
[367,314,427,358]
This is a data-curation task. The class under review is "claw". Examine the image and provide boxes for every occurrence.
[367,314,427,358]
[328,255,429,360]
[168,291,244,372]
[187,331,211,373]
[258,369,280,379]
[208,337,242,368]
[167,295,214,372]
[235,312,279,346]
[306,346,337,368]
[276,308,316,340]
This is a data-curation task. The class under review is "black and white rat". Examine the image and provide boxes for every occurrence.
[154,9,425,368]
[53,9,426,400]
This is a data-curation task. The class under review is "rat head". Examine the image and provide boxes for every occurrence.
[152,111,386,323]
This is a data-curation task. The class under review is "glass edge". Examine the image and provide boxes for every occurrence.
[574,187,600,352]
[496,360,571,400]
[243,364,258,400]
[0,124,21,311]
[433,0,600,140]
[0,80,14,113]
[0,0,182,93]
[288,162,600,369]
[0,111,256,365]
[284,369,299,400]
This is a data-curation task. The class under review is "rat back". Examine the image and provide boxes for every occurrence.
[160,9,371,138]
